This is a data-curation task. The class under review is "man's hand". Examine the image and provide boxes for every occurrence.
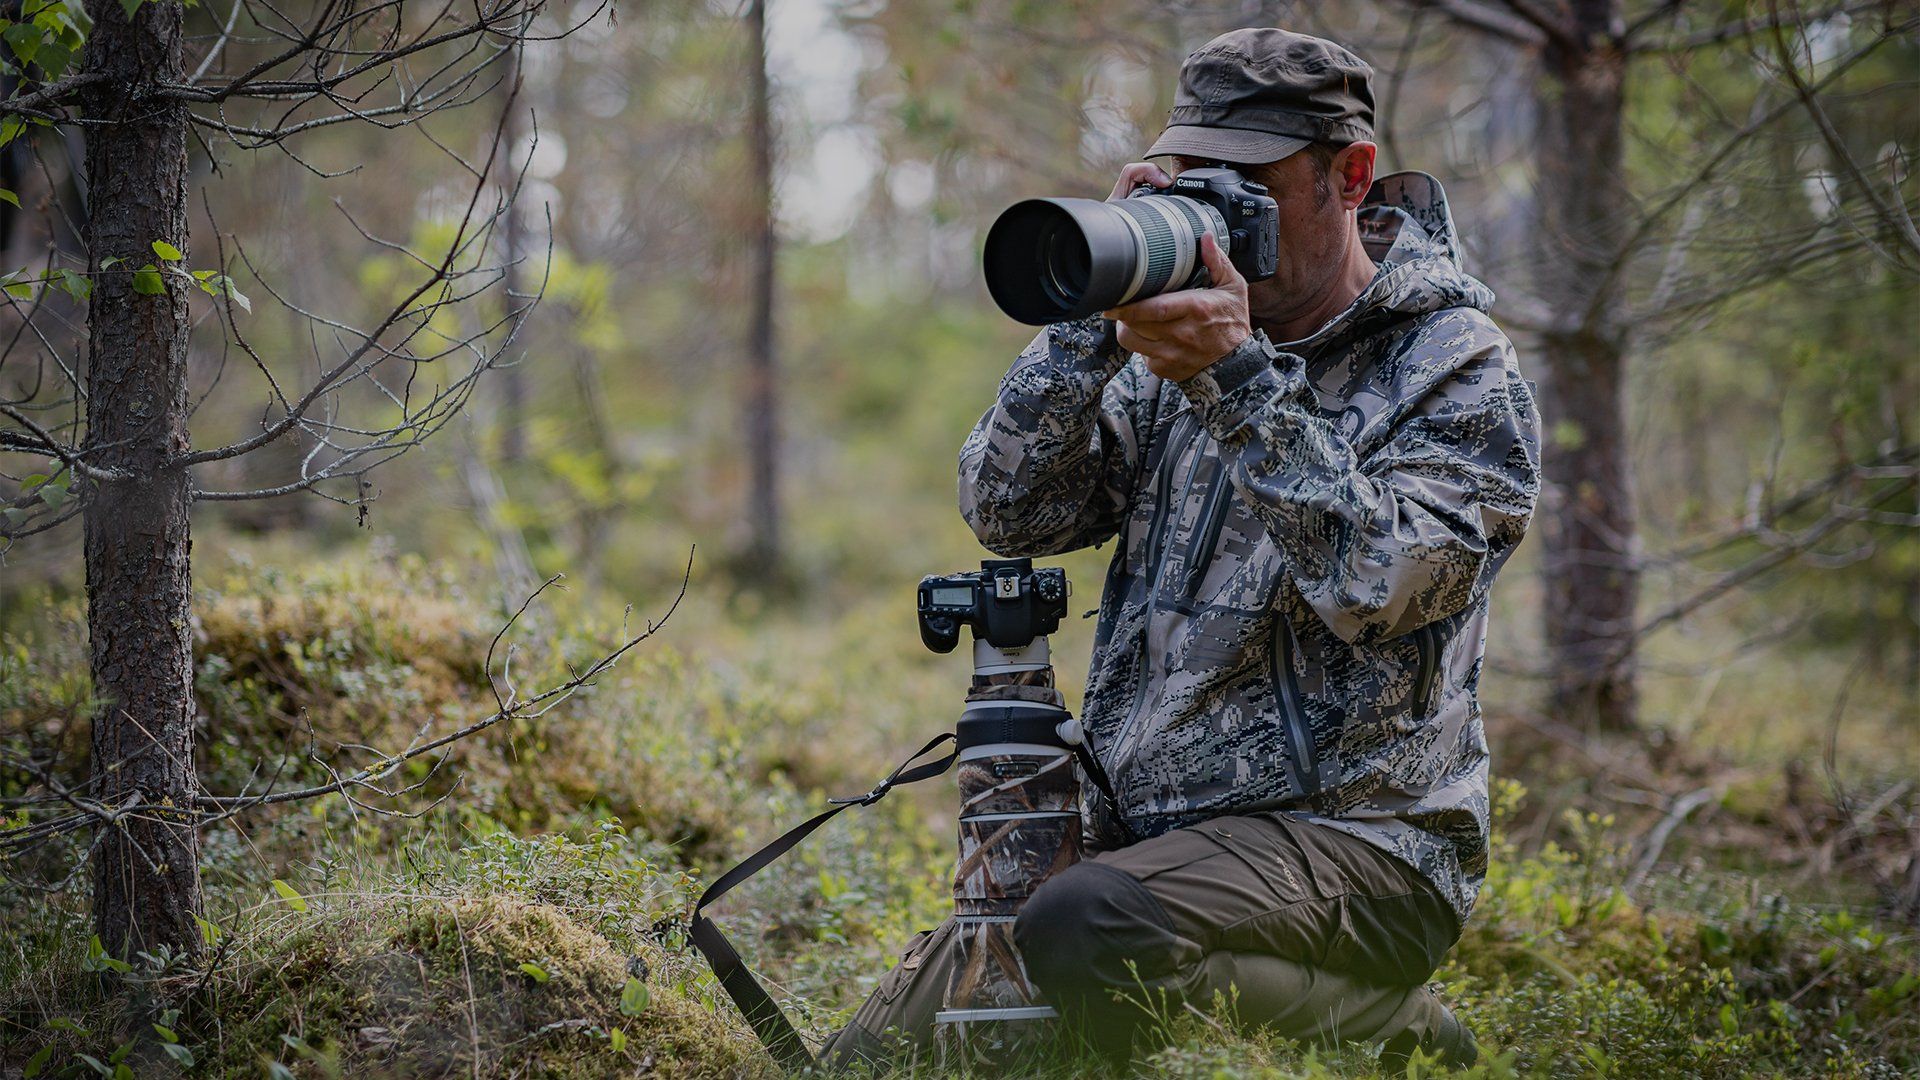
[1109,161,1173,200]
[1105,231,1252,382]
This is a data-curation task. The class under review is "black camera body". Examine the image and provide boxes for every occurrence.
[918,558,1069,653]
[982,166,1280,325]
[1147,167,1281,284]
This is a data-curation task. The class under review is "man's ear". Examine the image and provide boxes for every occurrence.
[1332,142,1377,210]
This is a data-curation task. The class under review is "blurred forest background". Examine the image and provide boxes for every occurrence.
[2,0,1918,1077]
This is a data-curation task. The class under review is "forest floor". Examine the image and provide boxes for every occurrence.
[3,541,1918,1078]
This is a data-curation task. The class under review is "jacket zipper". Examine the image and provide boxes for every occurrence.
[1106,409,1198,812]
[1411,623,1440,717]
[1269,614,1325,800]
[1138,412,1197,585]
[1182,457,1232,598]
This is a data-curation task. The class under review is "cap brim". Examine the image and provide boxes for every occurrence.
[1143,126,1310,165]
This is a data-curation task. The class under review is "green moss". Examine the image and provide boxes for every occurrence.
[205,896,772,1079]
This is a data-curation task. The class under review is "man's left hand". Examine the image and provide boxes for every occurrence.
[1105,231,1251,382]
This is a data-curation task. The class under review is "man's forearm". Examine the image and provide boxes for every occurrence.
[958,317,1139,557]
[1177,322,1540,645]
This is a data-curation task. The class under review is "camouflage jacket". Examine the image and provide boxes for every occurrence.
[958,173,1541,924]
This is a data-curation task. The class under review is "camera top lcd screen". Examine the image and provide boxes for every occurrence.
[929,586,974,607]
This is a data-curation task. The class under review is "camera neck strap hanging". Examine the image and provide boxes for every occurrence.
[685,724,1130,1070]
[687,732,959,1071]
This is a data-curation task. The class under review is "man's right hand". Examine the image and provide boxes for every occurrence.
[1108,161,1173,201]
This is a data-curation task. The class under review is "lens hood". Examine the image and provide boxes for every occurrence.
[983,197,1140,325]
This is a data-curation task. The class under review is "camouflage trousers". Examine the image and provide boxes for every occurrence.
[822,812,1464,1069]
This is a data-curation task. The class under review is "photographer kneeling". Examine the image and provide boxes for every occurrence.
[827,27,1540,1069]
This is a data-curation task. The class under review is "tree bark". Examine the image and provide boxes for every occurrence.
[743,0,782,576]
[79,0,202,960]
[1532,0,1640,732]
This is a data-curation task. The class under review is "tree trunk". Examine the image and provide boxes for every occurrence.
[79,0,202,961]
[742,0,782,576]
[497,34,528,464]
[1532,2,1640,732]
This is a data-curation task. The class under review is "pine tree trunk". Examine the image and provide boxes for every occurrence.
[79,0,202,961]
[1533,2,1640,732]
[743,0,782,575]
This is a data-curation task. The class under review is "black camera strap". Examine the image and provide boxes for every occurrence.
[687,732,958,1071]
[1067,732,1137,845]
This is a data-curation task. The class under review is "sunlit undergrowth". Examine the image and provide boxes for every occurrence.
[3,559,1916,1078]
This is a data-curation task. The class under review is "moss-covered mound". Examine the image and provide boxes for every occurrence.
[205,896,774,1079]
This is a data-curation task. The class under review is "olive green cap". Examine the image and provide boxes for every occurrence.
[1144,27,1375,164]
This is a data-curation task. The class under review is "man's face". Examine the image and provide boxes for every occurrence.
[1172,146,1375,328]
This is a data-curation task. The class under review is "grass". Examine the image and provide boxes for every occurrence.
[4,548,1917,1078]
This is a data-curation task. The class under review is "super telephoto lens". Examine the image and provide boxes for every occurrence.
[983,194,1228,325]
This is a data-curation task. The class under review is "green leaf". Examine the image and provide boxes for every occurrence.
[24,1045,52,1079]
[518,961,549,983]
[0,187,17,207]
[35,40,67,78]
[76,1053,109,1078]
[38,479,66,510]
[54,269,90,300]
[4,280,32,300]
[0,115,24,150]
[98,256,121,269]
[161,1043,194,1067]
[152,1023,178,1043]
[608,1027,626,1053]
[270,878,308,912]
[118,0,145,19]
[84,935,131,974]
[619,976,649,1016]
[131,264,164,295]
[5,22,40,66]
[150,239,182,261]
[195,914,223,947]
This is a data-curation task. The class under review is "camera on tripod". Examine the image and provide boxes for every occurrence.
[918,558,1069,653]
[915,558,1084,1046]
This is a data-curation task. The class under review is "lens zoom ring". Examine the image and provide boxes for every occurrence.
[1115,199,1181,297]
[1166,199,1215,288]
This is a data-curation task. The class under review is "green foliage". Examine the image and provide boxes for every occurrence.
[6,560,1920,1078]
[0,0,86,84]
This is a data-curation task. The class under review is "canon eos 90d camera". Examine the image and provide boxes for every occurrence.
[918,558,1068,653]
[982,167,1280,326]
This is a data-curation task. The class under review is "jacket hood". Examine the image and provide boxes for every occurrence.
[1288,170,1495,351]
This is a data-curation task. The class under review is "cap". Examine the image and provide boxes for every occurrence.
[1144,28,1375,164]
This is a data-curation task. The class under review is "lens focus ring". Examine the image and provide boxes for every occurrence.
[1109,195,1227,306]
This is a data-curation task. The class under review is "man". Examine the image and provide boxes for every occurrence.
[828,26,1539,1068]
